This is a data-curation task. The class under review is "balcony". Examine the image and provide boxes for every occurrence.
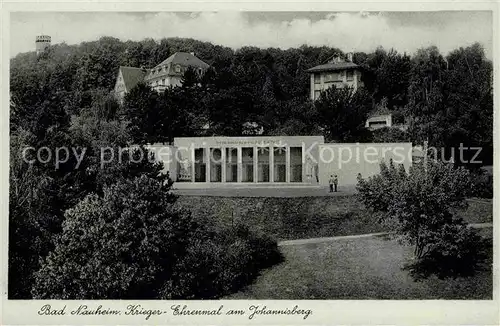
[154,85,167,92]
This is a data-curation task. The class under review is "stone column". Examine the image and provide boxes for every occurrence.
[221,147,226,183]
[302,146,307,183]
[191,146,196,183]
[310,74,315,100]
[253,146,258,183]
[205,148,211,183]
[354,70,359,91]
[286,146,291,183]
[269,146,274,183]
[237,147,242,183]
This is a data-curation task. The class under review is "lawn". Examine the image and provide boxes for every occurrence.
[226,228,493,300]
[178,195,492,241]
[458,198,494,224]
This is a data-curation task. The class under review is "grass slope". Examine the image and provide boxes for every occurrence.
[178,195,492,241]
[227,228,493,300]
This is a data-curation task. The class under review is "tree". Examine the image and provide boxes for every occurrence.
[181,66,200,87]
[73,37,126,93]
[69,105,167,192]
[266,98,321,136]
[442,43,493,166]
[9,96,166,298]
[161,84,208,139]
[314,86,372,142]
[372,127,410,143]
[357,160,488,279]
[407,43,493,166]
[375,49,413,109]
[121,83,165,144]
[32,175,282,299]
[9,128,63,298]
[32,175,191,299]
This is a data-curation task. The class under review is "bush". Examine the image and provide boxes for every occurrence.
[162,224,283,299]
[357,160,488,279]
[404,219,489,280]
[371,127,410,142]
[469,169,493,199]
[32,175,282,299]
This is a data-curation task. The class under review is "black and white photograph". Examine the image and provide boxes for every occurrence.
[2,4,498,324]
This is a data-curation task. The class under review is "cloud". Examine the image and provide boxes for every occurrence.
[10,11,492,58]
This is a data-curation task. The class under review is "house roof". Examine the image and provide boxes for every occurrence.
[146,52,210,80]
[119,66,147,91]
[306,61,360,73]
[367,114,392,121]
[155,52,209,70]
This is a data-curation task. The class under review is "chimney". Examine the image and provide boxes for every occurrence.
[347,52,354,62]
[328,55,341,64]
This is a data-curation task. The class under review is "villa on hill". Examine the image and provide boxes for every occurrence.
[113,51,209,104]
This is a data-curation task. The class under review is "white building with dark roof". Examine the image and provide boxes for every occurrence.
[114,66,148,104]
[144,52,209,92]
[113,52,209,103]
[306,53,364,101]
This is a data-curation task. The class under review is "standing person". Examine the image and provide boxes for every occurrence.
[166,171,174,189]
[333,175,338,192]
[328,175,334,193]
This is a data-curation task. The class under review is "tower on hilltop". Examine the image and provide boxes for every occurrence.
[35,35,51,55]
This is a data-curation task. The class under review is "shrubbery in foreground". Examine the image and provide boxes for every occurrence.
[470,169,493,199]
[32,175,283,299]
[356,160,489,280]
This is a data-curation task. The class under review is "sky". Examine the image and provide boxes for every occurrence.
[10,11,493,58]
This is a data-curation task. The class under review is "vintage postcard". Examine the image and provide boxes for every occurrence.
[1,1,499,325]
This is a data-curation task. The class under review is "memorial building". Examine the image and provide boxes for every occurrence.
[123,51,415,189]
[147,136,413,189]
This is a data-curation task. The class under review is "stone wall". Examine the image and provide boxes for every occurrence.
[175,195,492,241]
[176,195,384,241]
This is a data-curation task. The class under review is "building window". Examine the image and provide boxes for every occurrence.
[210,148,222,182]
[273,147,286,182]
[314,90,321,100]
[347,70,354,81]
[242,147,254,182]
[194,148,206,182]
[324,72,342,82]
[225,148,238,182]
[257,147,270,182]
[162,79,165,85]
[290,147,303,182]
[368,121,388,129]
[175,65,181,73]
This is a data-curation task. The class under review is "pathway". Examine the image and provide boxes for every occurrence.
[173,185,357,197]
[279,222,493,246]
